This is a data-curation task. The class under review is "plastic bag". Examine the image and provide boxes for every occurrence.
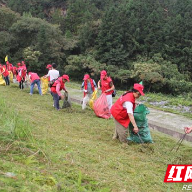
[89,90,97,110]
[8,71,13,83]
[0,75,5,86]
[62,92,71,108]
[41,77,49,95]
[93,93,111,119]
[127,104,153,143]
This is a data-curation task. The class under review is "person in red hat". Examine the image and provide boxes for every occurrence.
[28,72,42,95]
[0,64,10,85]
[98,70,115,110]
[44,63,59,81]
[17,62,26,89]
[50,74,69,110]
[110,83,145,143]
[184,126,192,134]
[81,74,97,110]
[6,61,13,72]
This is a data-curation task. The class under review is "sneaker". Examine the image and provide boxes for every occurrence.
[29,93,32,95]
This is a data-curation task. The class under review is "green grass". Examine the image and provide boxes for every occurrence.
[0,84,192,192]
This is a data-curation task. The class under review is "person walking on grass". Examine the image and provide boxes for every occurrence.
[81,74,97,110]
[110,83,145,143]
[98,70,115,110]
[28,72,42,95]
[0,64,10,85]
[17,62,27,89]
[50,75,69,110]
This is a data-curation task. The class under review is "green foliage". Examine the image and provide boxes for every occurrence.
[9,16,65,71]
[65,54,105,80]
[1,0,192,94]
[23,47,42,72]
[131,62,165,91]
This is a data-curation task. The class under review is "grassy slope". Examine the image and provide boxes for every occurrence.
[0,84,192,192]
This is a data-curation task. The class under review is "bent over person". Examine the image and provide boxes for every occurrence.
[51,75,69,110]
[81,74,97,110]
[28,72,42,95]
[111,83,145,143]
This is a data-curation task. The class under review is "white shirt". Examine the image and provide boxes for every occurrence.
[123,101,133,114]
[46,69,60,81]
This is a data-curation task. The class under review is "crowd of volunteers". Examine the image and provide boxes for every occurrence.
[0,60,191,144]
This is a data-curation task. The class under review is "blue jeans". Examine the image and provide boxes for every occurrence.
[4,76,10,85]
[30,79,42,95]
[51,92,61,110]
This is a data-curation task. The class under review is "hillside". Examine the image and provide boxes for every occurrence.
[1,0,192,94]
[0,84,192,191]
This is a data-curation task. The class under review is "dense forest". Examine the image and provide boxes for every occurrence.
[0,0,192,94]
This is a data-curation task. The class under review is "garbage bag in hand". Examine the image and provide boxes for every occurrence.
[89,90,97,110]
[8,71,13,83]
[93,93,111,119]
[41,77,49,95]
[127,104,153,143]
[62,92,71,108]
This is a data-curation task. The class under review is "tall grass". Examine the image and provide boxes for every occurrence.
[0,98,34,142]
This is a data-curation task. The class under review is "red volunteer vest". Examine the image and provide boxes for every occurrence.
[12,67,17,75]
[1,66,9,77]
[111,92,136,128]
[51,77,65,94]
[101,77,113,95]
[84,78,95,97]
[30,73,40,83]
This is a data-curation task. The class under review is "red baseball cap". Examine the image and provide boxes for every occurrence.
[17,63,21,66]
[133,83,145,96]
[46,64,52,69]
[83,74,90,80]
[62,75,70,82]
[101,70,107,76]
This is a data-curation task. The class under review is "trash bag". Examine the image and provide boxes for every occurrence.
[41,77,49,95]
[62,92,71,108]
[127,104,153,143]
[89,90,97,110]
[0,75,5,86]
[93,93,111,119]
[8,71,13,83]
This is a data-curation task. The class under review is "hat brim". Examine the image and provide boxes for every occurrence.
[139,90,145,96]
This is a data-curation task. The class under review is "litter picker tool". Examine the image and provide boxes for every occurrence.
[137,133,144,145]
[170,133,187,152]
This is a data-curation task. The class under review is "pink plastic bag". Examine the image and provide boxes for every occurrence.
[93,93,111,119]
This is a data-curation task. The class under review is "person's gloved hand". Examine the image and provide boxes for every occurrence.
[133,126,139,133]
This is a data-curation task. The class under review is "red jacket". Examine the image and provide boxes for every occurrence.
[0,66,9,77]
[111,92,136,128]
[101,77,113,95]
[29,73,40,83]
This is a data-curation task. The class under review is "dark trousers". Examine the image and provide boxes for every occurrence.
[4,76,10,85]
[19,80,24,89]
[51,92,61,110]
